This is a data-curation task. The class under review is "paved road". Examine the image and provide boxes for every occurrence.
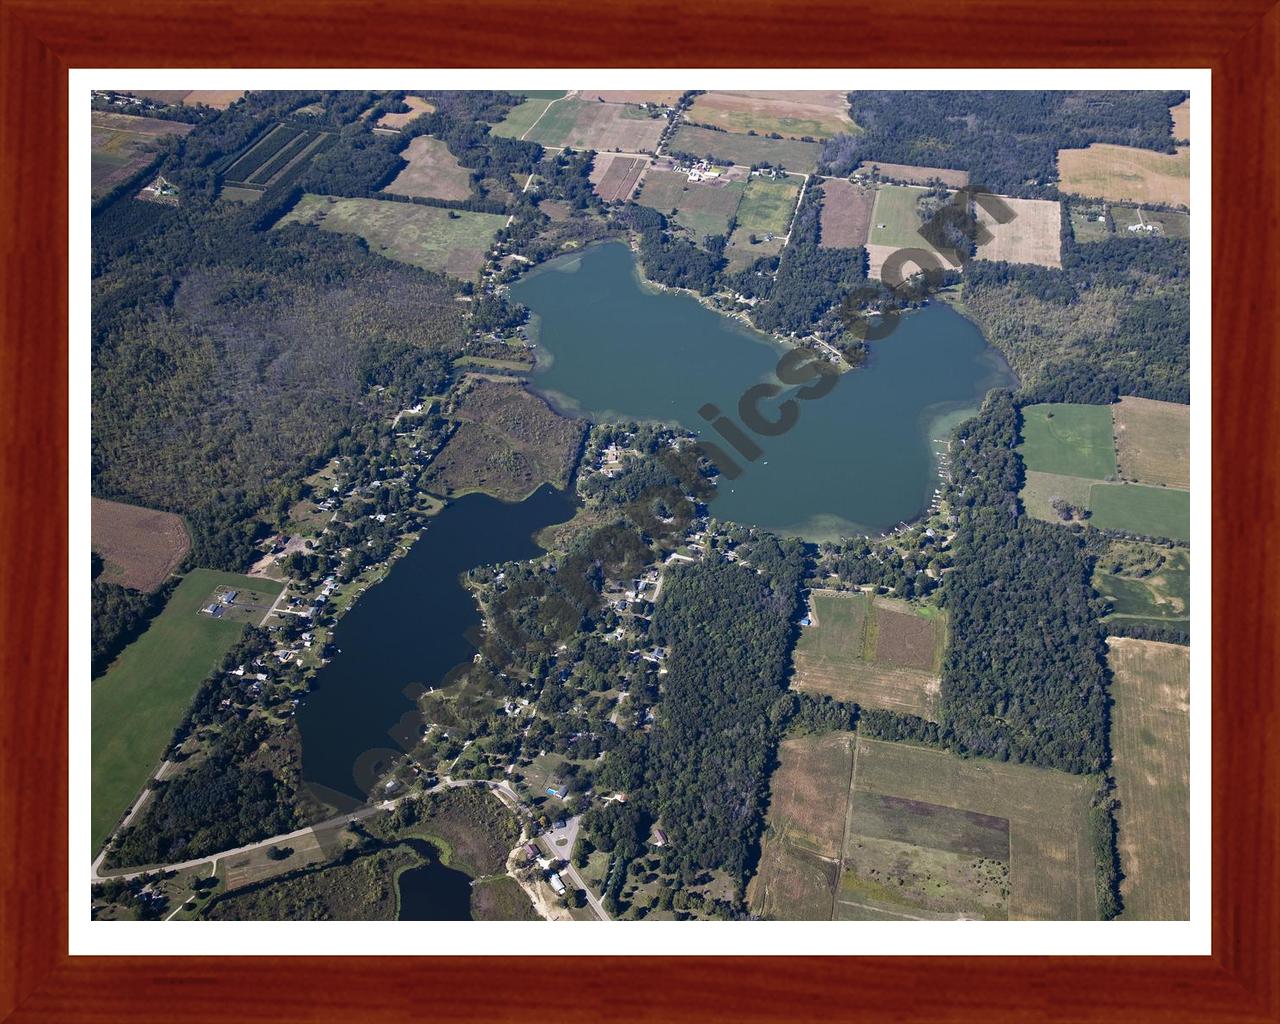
[91,777,525,885]
[537,815,609,921]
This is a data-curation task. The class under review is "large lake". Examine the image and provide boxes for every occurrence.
[511,241,1015,539]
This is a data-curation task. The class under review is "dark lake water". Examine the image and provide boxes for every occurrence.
[297,485,575,805]
[510,241,1016,540]
[396,839,474,921]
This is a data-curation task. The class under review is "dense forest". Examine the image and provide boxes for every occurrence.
[939,392,1111,773]
[594,545,806,898]
[821,91,1187,196]
[730,185,866,336]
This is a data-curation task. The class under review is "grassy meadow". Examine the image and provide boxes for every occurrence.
[92,569,283,852]
[279,195,505,280]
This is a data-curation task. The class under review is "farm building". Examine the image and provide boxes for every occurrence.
[548,873,566,896]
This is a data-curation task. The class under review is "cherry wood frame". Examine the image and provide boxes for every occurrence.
[3,1,1277,1020]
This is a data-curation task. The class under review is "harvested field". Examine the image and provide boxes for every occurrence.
[126,90,245,109]
[686,90,855,140]
[90,111,194,200]
[377,95,435,130]
[748,732,852,920]
[973,196,1062,269]
[579,90,680,106]
[278,194,505,279]
[670,123,821,173]
[1113,396,1190,488]
[817,179,874,248]
[525,98,665,152]
[91,498,190,592]
[635,168,746,243]
[223,829,329,890]
[847,737,1098,920]
[590,153,647,202]
[1057,143,1190,208]
[865,243,944,282]
[870,599,944,674]
[1170,99,1191,143]
[747,834,840,921]
[765,733,855,859]
[1021,470,1095,523]
[751,732,1098,920]
[1107,638,1190,920]
[790,591,942,720]
[856,161,969,188]
[424,378,585,501]
[383,135,472,200]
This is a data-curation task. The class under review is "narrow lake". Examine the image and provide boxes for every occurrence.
[297,485,576,805]
[510,241,1016,539]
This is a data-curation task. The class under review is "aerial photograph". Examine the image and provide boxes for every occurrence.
[89,87,1192,924]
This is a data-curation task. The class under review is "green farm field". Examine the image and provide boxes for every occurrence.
[734,176,801,236]
[790,591,943,719]
[635,169,746,245]
[669,123,822,173]
[725,175,802,267]
[867,184,933,250]
[279,195,505,280]
[1088,482,1190,542]
[1022,472,1190,541]
[490,95,561,139]
[1107,638,1190,920]
[92,569,284,853]
[1018,403,1118,479]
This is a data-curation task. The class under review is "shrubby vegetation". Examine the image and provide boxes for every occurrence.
[92,161,465,570]
[964,224,1189,404]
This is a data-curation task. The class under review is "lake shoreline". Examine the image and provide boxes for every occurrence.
[510,242,1018,543]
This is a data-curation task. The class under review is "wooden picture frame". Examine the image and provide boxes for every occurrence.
[2,1,1276,1019]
